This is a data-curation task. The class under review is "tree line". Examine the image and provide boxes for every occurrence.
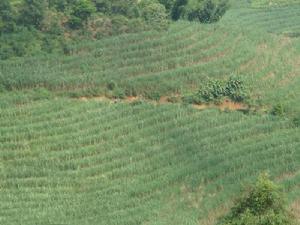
[0,0,229,60]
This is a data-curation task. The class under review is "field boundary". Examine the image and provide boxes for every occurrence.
[77,95,250,112]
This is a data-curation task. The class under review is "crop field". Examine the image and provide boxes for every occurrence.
[1,21,300,114]
[0,0,299,225]
[0,96,299,225]
[222,3,300,34]
[251,0,300,7]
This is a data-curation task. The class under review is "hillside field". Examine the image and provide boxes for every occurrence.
[0,0,300,224]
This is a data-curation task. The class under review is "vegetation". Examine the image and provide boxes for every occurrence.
[0,0,299,225]
[0,0,170,60]
[251,0,300,8]
[0,95,299,225]
[183,0,229,23]
[0,0,232,60]
[221,3,300,35]
[219,174,296,225]
[184,76,248,104]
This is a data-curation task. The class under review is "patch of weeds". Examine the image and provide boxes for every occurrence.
[32,88,53,100]
[0,84,5,93]
[146,91,161,101]
[271,103,286,117]
[93,48,104,58]
[112,88,125,99]
[125,85,138,97]
[107,80,117,91]
[130,99,144,106]
[85,87,101,97]
[292,115,300,127]
[286,32,300,38]
[168,95,181,103]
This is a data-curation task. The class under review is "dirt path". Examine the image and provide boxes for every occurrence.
[77,95,249,112]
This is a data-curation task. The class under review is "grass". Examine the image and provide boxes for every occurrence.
[0,96,299,225]
[1,20,299,116]
[0,1,299,224]
[222,3,300,34]
[251,0,300,7]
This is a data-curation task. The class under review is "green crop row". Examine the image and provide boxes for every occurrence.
[0,97,299,225]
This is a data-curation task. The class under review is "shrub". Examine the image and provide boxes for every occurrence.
[218,173,295,225]
[225,76,248,102]
[184,76,248,104]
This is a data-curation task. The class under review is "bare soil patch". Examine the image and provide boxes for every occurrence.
[77,95,249,112]
[276,170,300,182]
[193,100,248,111]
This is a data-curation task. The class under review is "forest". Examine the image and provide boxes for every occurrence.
[0,0,228,60]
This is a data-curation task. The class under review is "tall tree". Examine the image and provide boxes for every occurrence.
[19,0,47,29]
[0,0,15,33]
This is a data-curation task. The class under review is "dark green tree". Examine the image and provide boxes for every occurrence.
[171,0,188,20]
[93,0,139,18]
[47,0,68,11]
[158,0,176,12]
[69,0,96,29]
[93,0,112,13]
[19,0,47,29]
[184,0,229,23]
[0,0,16,33]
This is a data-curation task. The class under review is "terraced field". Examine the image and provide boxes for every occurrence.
[251,0,300,7]
[1,21,299,114]
[0,1,300,225]
[0,97,299,225]
[222,4,300,35]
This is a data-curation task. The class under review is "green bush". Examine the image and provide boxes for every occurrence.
[218,173,295,225]
[184,76,248,104]
[225,76,248,102]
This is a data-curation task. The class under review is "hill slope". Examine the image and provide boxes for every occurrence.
[0,1,300,225]
[1,21,300,115]
[1,97,299,225]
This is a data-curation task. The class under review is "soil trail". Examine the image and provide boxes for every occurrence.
[77,95,249,112]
